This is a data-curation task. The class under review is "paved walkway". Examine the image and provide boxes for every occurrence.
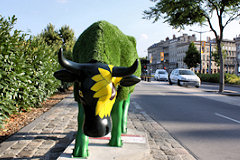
[0,94,195,160]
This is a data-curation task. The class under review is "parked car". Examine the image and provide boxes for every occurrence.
[169,68,201,88]
[154,69,168,81]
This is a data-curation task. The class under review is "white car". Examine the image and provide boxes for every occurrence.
[169,68,201,88]
[154,69,168,81]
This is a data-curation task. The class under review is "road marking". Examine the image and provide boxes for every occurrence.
[215,113,240,124]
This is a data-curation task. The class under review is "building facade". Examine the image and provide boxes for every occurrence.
[148,34,238,74]
[147,34,196,73]
[234,35,240,75]
[194,40,217,74]
[222,39,237,74]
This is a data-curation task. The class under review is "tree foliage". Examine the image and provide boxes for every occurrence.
[212,45,227,66]
[184,42,201,68]
[40,24,75,60]
[144,0,240,30]
[144,0,240,92]
[0,15,61,128]
[40,23,61,46]
[0,15,76,128]
[40,23,76,92]
[144,0,205,29]
[59,25,75,45]
[59,25,75,60]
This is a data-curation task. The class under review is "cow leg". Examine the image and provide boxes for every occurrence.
[109,99,123,147]
[122,94,131,134]
[73,103,89,158]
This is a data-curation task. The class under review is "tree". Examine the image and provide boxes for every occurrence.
[59,25,74,45]
[184,42,201,68]
[40,24,75,91]
[144,0,240,93]
[41,23,61,46]
[40,24,75,59]
[212,44,227,67]
[58,25,75,60]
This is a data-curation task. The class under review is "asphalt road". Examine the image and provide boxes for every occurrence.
[132,81,240,160]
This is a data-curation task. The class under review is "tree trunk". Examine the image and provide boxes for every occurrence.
[218,41,224,93]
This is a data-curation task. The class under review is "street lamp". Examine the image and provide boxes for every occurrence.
[189,29,211,73]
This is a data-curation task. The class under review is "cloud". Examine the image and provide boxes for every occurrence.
[140,33,149,40]
[56,0,69,4]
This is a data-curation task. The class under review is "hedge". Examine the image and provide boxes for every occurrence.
[0,15,61,128]
[197,73,240,85]
[225,74,240,85]
[197,73,220,83]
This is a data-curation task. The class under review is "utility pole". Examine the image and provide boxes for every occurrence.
[189,29,211,73]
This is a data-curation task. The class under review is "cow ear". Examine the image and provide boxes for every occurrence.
[119,75,141,87]
[54,69,77,82]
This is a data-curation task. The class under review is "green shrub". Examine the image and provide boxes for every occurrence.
[226,73,240,85]
[197,73,220,83]
[197,73,240,85]
[0,15,61,128]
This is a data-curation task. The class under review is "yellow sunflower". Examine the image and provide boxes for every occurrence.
[90,65,122,118]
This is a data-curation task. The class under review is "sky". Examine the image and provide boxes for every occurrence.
[1,0,240,58]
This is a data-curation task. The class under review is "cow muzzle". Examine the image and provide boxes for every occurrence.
[83,115,111,137]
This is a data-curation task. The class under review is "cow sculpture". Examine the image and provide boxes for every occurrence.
[54,21,141,158]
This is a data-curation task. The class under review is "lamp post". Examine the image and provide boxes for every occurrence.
[209,41,212,74]
[208,40,216,74]
[189,29,211,73]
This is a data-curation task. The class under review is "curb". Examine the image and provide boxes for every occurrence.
[202,82,240,88]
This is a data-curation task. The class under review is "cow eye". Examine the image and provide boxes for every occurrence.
[79,90,84,97]
[78,90,87,105]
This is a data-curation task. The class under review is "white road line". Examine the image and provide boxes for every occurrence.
[215,112,240,124]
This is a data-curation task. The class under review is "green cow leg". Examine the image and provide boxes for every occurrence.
[73,103,89,158]
[122,94,131,134]
[109,99,123,147]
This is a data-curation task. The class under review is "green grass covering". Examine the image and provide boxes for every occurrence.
[73,21,141,100]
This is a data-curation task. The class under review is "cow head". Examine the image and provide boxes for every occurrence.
[54,49,140,137]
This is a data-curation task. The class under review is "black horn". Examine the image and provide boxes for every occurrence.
[58,48,84,74]
[112,59,139,77]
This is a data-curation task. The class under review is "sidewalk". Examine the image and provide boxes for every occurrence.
[0,94,196,160]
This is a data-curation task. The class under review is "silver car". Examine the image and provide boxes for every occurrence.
[154,69,168,81]
[169,69,201,88]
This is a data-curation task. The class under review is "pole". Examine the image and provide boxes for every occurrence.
[209,41,212,74]
[189,29,211,74]
[199,33,202,73]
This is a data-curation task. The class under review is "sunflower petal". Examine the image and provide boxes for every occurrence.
[93,84,112,98]
[92,74,103,81]
[98,68,112,82]
[91,80,107,92]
